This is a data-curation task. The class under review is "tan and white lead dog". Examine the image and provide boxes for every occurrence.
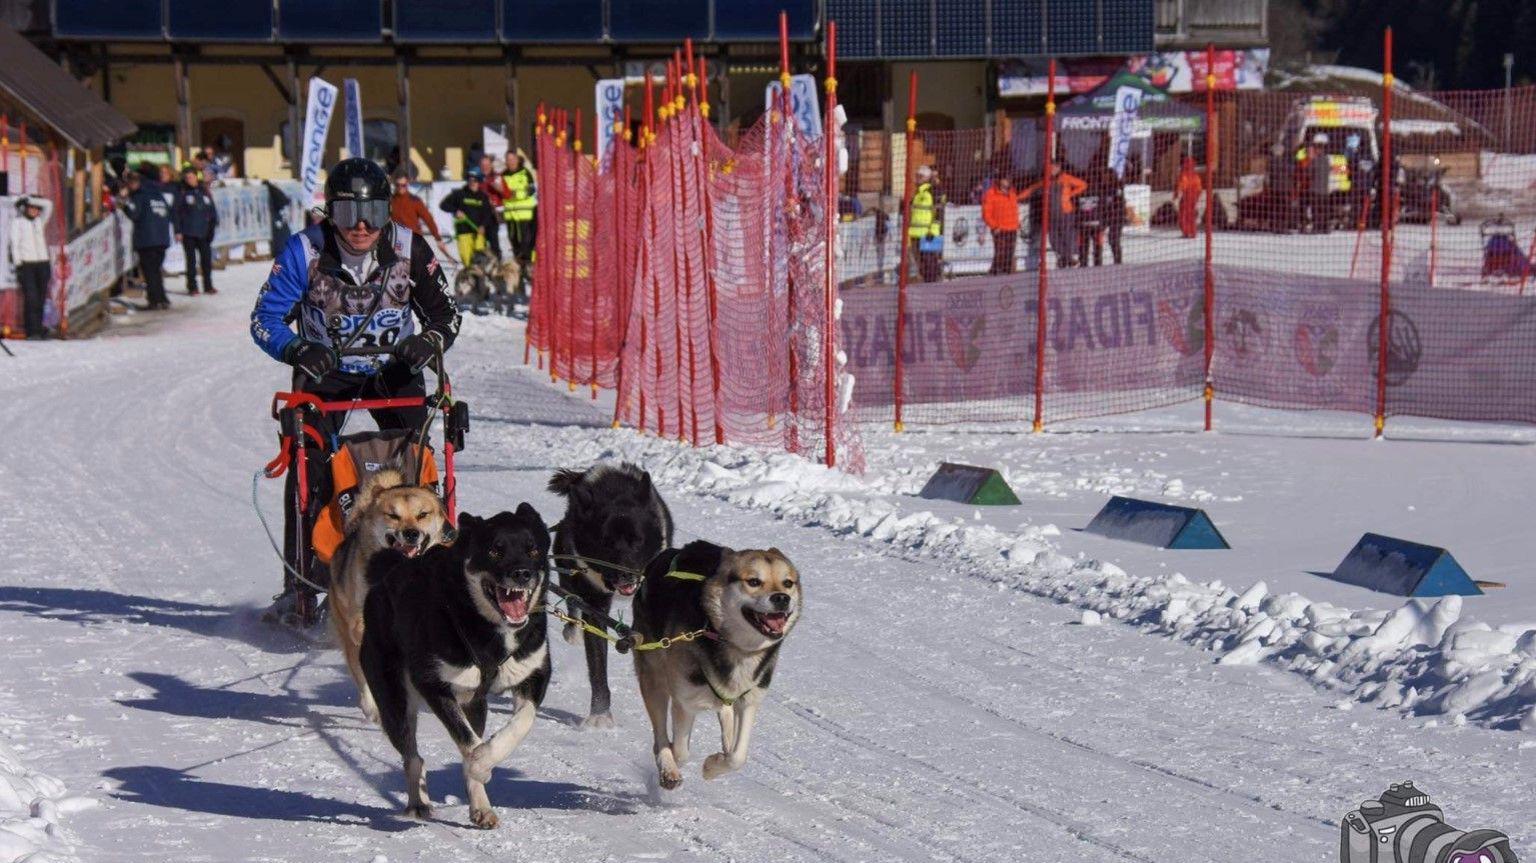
[328,469,450,721]
[631,540,802,789]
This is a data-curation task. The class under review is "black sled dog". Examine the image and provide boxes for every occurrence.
[360,507,551,829]
[632,540,802,790]
[547,463,673,727]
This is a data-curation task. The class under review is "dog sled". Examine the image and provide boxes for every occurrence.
[453,250,528,319]
[258,344,470,629]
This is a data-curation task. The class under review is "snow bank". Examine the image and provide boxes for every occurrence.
[0,740,89,863]
[541,427,1536,733]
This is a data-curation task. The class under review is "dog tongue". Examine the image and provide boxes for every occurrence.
[762,612,789,635]
[498,589,529,621]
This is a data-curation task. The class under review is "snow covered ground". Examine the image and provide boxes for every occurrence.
[2,261,1534,861]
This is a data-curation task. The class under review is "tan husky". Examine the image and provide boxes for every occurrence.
[329,469,450,722]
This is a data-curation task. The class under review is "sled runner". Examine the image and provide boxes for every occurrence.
[260,344,470,629]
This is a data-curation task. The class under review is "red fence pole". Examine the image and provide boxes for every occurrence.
[1033,59,1055,433]
[1203,44,1216,432]
[1429,185,1438,287]
[587,111,599,398]
[823,20,839,468]
[693,53,726,445]
[569,108,583,393]
[893,72,917,433]
[1375,28,1393,438]
[779,15,800,455]
[612,108,633,427]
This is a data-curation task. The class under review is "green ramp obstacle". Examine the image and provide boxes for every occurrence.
[917,463,1020,506]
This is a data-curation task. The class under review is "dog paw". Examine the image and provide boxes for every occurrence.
[468,806,499,829]
[581,713,616,730]
[702,753,736,781]
[359,695,379,724]
[563,622,580,646]
[658,768,684,790]
[403,803,433,821]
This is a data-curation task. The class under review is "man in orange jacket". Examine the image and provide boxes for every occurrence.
[390,174,452,258]
[981,175,1022,275]
[1022,164,1088,268]
[1176,157,1202,238]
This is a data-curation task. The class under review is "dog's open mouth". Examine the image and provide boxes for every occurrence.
[743,608,791,638]
[482,579,531,624]
[387,534,426,557]
[614,579,639,597]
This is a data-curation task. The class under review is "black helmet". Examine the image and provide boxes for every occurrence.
[324,158,390,204]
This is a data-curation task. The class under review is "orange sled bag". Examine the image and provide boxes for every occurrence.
[310,429,439,566]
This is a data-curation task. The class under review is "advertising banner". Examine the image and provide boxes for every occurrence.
[999,50,1271,98]
[300,77,339,207]
[595,79,625,167]
[765,74,822,141]
[343,78,364,159]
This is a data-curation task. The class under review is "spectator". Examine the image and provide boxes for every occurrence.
[390,174,452,257]
[438,166,496,266]
[1021,163,1086,268]
[172,163,219,295]
[478,154,506,261]
[980,175,1021,275]
[385,145,403,179]
[1176,157,1202,238]
[501,149,538,297]
[8,196,53,339]
[1302,135,1332,234]
[1265,143,1296,233]
[1080,166,1126,266]
[120,170,174,310]
[906,165,945,283]
[209,137,236,180]
[157,163,175,187]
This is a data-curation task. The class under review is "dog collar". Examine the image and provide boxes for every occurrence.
[666,569,707,582]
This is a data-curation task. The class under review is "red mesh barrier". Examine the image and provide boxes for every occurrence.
[533,33,1536,442]
[528,50,861,470]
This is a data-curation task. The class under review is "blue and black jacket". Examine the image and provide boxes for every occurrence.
[249,221,460,377]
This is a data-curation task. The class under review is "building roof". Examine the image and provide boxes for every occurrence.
[0,22,136,149]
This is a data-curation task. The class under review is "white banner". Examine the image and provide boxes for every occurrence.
[595,79,625,167]
[765,74,822,141]
[211,183,272,248]
[1108,85,1144,179]
[301,77,339,207]
[343,79,364,159]
[483,125,508,163]
[63,211,134,310]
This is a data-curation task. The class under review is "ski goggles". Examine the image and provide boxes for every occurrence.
[328,198,391,230]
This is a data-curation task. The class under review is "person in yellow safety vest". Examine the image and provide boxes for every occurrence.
[906,164,944,283]
[501,149,538,298]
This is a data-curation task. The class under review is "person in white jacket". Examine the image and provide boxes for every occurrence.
[8,196,52,339]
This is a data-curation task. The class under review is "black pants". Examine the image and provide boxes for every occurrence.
[484,221,503,260]
[281,363,428,594]
[508,217,537,263]
[1076,224,1123,266]
[182,235,213,292]
[15,261,50,337]
[138,246,169,305]
[989,230,1017,275]
[1305,194,1331,233]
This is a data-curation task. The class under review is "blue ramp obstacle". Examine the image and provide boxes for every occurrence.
[1083,497,1230,549]
[1325,533,1482,597]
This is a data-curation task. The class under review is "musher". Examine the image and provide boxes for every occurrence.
[249,157,461,623]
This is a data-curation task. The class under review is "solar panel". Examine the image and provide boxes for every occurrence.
[993,0,1045,56]
[504,0,604,42]
[277,0,384,42]
[715,0,817,41]
[53,0,162,39]
[395,0,498,43]
[935,0,985,56]
[609,0,708,41]
[879,0,930,58]
[1046,0,1099,55]
[168,0,273,40]
[1101,0,1154,53]
[827,0,878,58]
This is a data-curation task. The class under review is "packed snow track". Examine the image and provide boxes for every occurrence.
[0,261,1530,862]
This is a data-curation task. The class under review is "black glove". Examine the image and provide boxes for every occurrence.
[285,340,337,382]
[394,333,440,372]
